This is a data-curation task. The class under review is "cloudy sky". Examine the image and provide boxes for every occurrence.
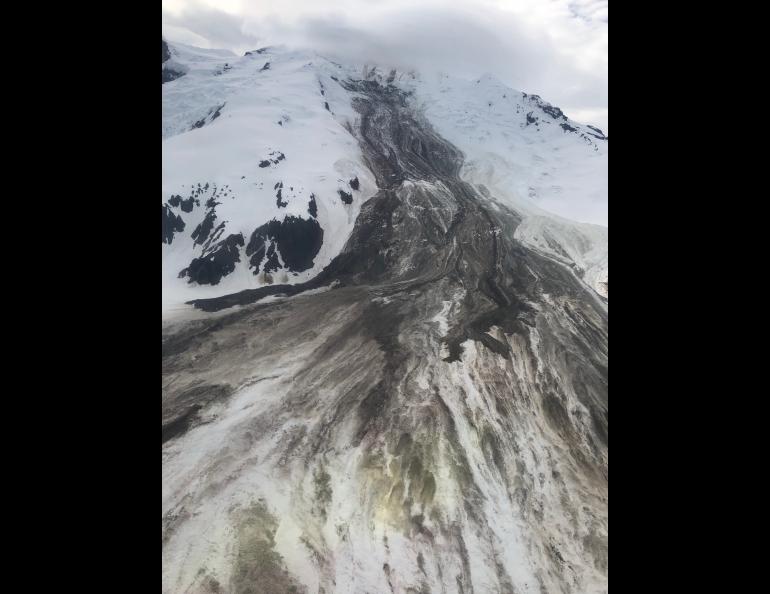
[162,0,608,131]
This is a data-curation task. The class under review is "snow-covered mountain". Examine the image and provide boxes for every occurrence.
[162,41,607,314]
[163,39,607,594]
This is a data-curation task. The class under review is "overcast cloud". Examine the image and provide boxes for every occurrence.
[162,0,608,131]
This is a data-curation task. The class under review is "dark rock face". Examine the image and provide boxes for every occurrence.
[349,177,360,190]
[307,193,318,218]
[166,77,607,594]
[165,182,251,285]
[541,103,565,120]
[162,205,185,244]
[191,210,217,246]
[528,94,566,120]
[192,104,225,130]
[274,182,287,208]
[245,231,267,272]
[168,195,196,212]
[179,234,244,286]
[523,93,605,145]
[162,68,185,84]
[587,125,608,140]
[338,189,353,204]
[268,217,323,272]
[259,151,285,168]
[161,39,186,84]
[263,243,281,273]
[245,216,324,275]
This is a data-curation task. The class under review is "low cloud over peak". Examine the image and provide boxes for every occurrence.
[162,0,607,131]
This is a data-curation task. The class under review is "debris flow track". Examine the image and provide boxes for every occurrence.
[163,79,608,594]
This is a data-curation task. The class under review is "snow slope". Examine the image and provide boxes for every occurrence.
[162,43,376,313]
[399,70,608,297]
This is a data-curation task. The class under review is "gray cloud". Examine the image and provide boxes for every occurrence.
[568,0,609,23]
[162,2,258,51]
[162,1,607,131]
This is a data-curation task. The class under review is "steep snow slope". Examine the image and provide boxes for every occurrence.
[400,70,608,297]
[162,43,376,313]
[404,71,607,225]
